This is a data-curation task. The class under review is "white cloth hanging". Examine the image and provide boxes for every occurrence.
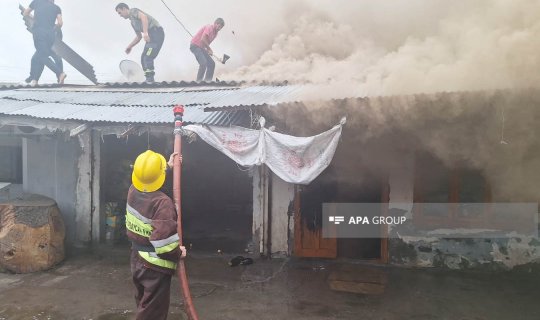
[183,117,346,184]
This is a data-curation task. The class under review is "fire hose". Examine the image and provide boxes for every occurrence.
[173,105,199,320]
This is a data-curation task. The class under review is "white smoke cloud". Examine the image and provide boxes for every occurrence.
[223,0,540,96]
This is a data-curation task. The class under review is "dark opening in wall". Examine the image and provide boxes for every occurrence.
[100,133,253,253]
[182,140,253,254]
[0,136,23,184]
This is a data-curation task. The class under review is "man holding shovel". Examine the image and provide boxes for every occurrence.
[190,18,225,82]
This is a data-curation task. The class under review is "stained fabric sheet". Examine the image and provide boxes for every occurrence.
[184,117,346,185]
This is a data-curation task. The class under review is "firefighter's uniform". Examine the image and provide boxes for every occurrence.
[126,150,180,320]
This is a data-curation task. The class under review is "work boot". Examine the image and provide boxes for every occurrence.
[57,72,67,85]
[24,76,32,84]
[145,76,155,84]
[30,80,38,87]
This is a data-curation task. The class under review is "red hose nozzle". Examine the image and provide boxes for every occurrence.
[173,105,185,115]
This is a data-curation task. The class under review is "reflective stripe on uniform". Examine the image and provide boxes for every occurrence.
[126,204,152,224]
[146,47,153,56]
[151,234,179,255]
[138,251,177,269]
[154,240,179,255]
[125,210,152,237]
[150,233,179,248]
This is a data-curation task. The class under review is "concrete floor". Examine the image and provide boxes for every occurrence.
[0,245,539,320]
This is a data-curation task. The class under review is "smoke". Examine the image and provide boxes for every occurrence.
[223,0,540,97]
[269,89,540,201]
[206,0,540,201]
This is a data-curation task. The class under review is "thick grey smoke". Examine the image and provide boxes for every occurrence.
[269,89,540,201]
[208,0,540,201]
[224,0,540,97]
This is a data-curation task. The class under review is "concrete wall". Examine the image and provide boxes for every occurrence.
[23,135,80,247]
[252,166,268,255]
[387,152,540,270]
[270,173,295,257]
[253,167,296,257]
[74,131,92,247]
[0,136,21,147]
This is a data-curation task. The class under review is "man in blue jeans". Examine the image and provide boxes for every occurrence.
[24,0,67,86]
[190,18,225,82]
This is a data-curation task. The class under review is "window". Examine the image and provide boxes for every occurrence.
[413,153,491,228]
[0,145,23,184]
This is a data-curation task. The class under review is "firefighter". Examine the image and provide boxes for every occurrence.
[190,18,225,82]
[126,150,186,320]
[116,3,165,83]
[24,0,67,86]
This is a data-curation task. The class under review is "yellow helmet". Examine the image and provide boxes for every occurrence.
[132,150,167,192]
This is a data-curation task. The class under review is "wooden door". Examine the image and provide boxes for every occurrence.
[293,186,337,258]
[293,179,389,262]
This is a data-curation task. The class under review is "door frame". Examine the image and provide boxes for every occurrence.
[293,176,390,263]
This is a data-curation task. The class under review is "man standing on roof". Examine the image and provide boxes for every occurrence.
[24,0,67,86]
[116,3,165,83]
[126,150,186,320]
[190,18,225,82]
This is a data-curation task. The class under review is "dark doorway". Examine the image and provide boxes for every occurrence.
[296,166,383,260]
[182,140,253,253]
[335,174,383,260]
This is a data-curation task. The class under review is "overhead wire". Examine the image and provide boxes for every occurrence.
[160,0,193,38]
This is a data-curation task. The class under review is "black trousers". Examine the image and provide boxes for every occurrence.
[131,250,172,320]
[141,27,165,79]
[30,28,62,81]
[190,44,215,82]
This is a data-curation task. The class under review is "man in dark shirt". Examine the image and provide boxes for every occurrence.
[116,3,165,83]
[24,0,66,86]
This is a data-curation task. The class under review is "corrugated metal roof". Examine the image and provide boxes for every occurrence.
[0,81,240,91]
[0,83,61,91]
[0,82,362,125]
[0,98,248,126]
[102,80,241,88]
[0,85,307,109]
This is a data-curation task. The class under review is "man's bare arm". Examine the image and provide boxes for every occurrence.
[138,11,150,42]
[56,14,63,29]
[23,7,33,17]
[126,32,142,54]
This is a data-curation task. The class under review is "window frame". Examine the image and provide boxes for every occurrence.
[413,159,493,229]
